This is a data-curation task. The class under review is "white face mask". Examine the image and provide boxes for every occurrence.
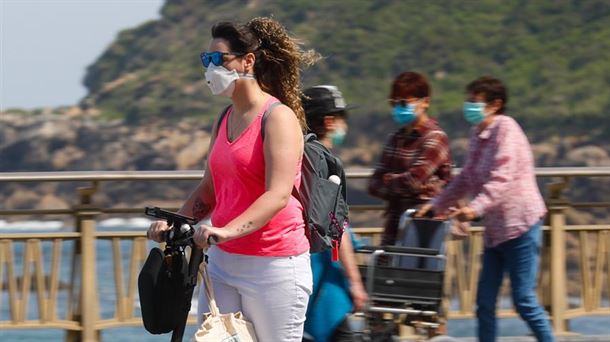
[204,64,255,97]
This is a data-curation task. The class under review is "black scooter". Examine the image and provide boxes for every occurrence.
[138,207,204,342]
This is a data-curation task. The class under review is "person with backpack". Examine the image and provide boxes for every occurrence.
[300,85,368,342]
[146,17,318,341]
[368,72,452,247]
[418,77,555,342]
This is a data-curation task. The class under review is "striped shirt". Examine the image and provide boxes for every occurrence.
[432,115,546,247]
[368,118,452,245]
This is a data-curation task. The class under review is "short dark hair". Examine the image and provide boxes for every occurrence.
[466,76,508,113]
[390,72,430,100]
[302,85,348,138]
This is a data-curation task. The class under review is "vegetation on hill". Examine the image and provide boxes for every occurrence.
[81,0,610,142]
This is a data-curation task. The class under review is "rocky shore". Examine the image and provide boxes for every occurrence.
[1,109,608,225]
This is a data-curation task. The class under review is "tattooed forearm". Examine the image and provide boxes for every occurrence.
[237,221,254,234]
[192,198,211,220]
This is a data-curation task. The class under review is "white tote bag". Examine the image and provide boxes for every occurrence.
[192,263,258,342]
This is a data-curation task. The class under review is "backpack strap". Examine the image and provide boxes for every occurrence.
[216,100,281,139]
[258,101,305,207]
[214,105,232,137]
[260,101,283,141]
[218,101,281,141]
[290,133,318,204]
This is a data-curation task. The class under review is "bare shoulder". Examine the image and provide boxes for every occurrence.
[264,103,302,135]
[265,103,298,125]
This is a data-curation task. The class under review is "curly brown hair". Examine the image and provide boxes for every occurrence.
[211,17,319,130]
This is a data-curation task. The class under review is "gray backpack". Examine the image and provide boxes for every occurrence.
[294,132,349,254]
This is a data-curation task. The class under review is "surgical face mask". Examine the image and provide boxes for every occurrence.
[463,102,487,125]
[204,64,255,97]
[330,127,346,146]
[392,103,417,125]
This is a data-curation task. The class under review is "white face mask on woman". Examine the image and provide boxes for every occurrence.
[204,64,255,97]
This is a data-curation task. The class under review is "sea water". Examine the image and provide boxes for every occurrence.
[1,222,608,341]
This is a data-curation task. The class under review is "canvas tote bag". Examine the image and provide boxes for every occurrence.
[192,263,258,342]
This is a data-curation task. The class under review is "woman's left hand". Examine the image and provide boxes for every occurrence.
[193,224,233,249]
[449,206,477,222]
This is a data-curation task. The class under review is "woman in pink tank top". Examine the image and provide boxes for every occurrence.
[146,17,319,342]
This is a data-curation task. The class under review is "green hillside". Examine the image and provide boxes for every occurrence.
[81,0,610,140]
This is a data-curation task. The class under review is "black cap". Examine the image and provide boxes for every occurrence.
[302,85,351,118]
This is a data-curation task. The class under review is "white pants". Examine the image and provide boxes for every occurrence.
[198,246,312,342]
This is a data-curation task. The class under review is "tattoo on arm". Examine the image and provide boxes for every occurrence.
[237,221,254,234]
[192,198,210,220]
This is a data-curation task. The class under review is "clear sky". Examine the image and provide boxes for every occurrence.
[0,0,164,110]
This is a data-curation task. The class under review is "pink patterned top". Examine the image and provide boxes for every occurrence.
[432,115,546,247]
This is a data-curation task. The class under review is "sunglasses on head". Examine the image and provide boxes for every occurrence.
[200,51,246,68]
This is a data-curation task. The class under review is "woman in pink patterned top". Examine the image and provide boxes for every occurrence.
[418,77,555,342]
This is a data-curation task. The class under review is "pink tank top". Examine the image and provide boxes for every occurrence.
[207,97,309,256]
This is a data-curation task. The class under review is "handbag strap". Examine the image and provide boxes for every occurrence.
[199,262,221,317]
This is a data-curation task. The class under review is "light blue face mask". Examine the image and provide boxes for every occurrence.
[392,103,417,125]
[330,127,346,146]
[463,102,486,125]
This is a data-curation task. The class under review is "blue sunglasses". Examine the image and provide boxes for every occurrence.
[200,51,246,68]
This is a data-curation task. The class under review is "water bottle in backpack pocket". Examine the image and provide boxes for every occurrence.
[296,134,349,254]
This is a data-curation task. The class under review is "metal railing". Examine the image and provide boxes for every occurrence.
[0,167,608,341]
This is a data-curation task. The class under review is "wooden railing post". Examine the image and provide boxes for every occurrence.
[547,176,570,335]
[66,182,101,342]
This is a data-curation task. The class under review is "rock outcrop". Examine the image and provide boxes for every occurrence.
[1,110,608,226]
[0,110,212,211]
